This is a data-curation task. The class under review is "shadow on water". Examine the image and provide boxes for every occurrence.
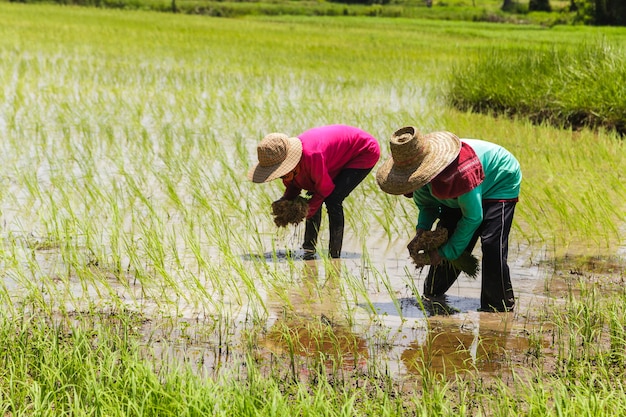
[241,249,366,262]
[370,295,478,319]
[250,243,553,379]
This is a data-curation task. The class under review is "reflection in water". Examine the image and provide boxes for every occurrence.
[401,314,540,375]
[2,230,556,382]
[261,260,368,373]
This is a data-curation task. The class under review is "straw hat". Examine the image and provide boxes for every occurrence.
[247,133,303,183]
[376,126,461,195]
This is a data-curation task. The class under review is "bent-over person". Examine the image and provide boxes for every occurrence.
[376,126,521,312]
[248,124,380,260]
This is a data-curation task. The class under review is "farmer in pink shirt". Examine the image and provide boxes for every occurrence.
[248,125,381,259]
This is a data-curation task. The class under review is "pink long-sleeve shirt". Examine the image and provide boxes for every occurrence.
[282,125,381,218]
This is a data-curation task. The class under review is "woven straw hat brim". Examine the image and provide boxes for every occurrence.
[247,137,303,183]
[376,131,461,195]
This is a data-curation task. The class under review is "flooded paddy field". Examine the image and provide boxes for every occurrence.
[5,223,623,384]
[2,4,626,413]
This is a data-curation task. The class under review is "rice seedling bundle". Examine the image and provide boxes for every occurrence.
[271,196,309,227]
[407,227,479,278]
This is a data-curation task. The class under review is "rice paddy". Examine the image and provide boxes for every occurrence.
[1,2,626,415]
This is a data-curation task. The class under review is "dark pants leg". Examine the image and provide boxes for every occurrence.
[303,209,322,253]
[423,207,478,297]
[479,201,516,312]
[303,167,372,258]
[423,201,516,312]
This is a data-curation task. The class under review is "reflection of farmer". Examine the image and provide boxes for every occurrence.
[376,126,522,312]
[401,315,531,374]
[248,125,380,259]
[262,260,368,372]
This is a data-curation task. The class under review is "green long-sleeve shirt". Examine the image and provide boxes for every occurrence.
[412,139,522,260]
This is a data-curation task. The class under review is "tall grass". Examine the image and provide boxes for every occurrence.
[0,3,626,415]
[446,40,626,135]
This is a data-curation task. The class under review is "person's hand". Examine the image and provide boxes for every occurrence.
[428,249,442,266]
[407,229,426,251]
[271,196,285,206]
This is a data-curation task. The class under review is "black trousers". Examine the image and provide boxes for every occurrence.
[303,167,373,258]
[423,201,517,312]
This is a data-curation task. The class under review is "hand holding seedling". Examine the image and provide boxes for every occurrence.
[270,196,309,228]
[407,226,478,278]
[407,227,448,268]
[428,249,442,266]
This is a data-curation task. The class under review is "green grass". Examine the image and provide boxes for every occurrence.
[447,40,626,135]
[1,0,578,24]
[4,293,626,415]
[1,2,626,415]
[0,310,398,416]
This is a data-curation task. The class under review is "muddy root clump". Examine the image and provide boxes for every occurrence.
[407,226,479,279]
[407,227,448,268]
[271,197,309,227]
[408,227,448,256]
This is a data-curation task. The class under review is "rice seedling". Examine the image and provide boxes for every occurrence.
[407,226,480,278]
[270,196,309,228]
[1,2,626,415]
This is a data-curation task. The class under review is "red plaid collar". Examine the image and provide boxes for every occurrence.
[430,142,484,199]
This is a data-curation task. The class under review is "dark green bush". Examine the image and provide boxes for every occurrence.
[572,0,626,25]
[529,0,550,12]
[446,41,626,135]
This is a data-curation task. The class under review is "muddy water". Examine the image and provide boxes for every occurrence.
[5,224,623,380]
[257,230,559,378]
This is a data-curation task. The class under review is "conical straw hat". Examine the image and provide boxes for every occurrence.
[376,126,461,195]
[247,133,303,183]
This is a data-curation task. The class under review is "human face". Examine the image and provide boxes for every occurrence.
[280,164,300,181]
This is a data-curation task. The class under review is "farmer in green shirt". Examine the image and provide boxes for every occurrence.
[376,126,522,312]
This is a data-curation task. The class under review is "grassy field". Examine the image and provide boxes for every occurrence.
[1,2,626,415]
[2,0,580,25]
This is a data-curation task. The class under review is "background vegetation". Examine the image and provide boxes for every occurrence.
[4,0,624,27]
[1,2,625,415]
[447,41,626,135]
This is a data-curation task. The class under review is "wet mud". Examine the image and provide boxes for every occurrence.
[253,230,624,380]
[5,227,625,382]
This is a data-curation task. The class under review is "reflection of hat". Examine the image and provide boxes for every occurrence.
[247,133,303,183]
[376,126,461,195]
